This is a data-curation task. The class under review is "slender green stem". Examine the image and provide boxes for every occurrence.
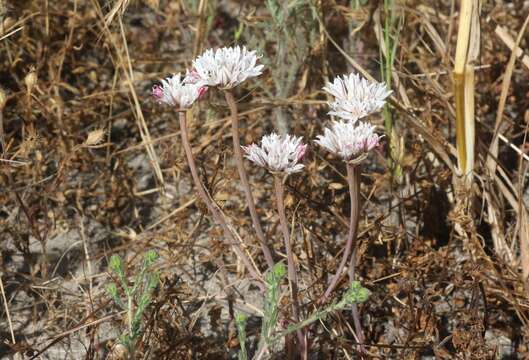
[127,296,133,335]
[382,0,397,138]
[272,280,370,343]
[224,90,275,269]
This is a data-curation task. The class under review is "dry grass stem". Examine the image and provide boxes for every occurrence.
[453,0,479,180]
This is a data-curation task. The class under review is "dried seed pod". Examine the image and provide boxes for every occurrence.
[0,87,6,110]
[84,128,105,146]
[1,17,15,34]
[25,67,37,93]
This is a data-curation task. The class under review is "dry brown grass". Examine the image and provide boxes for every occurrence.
[1,0,529,358]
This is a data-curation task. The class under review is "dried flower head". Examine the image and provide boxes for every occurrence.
[242,133,307,175]
[315,120,382,161]
[152,73,206,109]
[186,46,264,89]
[323,73,391,122]
[84,128,105,146]
[24,66,37,92]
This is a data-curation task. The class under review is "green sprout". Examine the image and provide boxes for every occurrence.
[106,250,160,356]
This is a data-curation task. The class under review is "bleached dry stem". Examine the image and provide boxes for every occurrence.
[0,273,15,345]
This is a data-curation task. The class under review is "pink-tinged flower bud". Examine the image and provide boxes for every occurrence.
[184,70,203,84]
[197,85,208,99]
[364,133,381,152]
[152,85,163,101]
[296,143,307,162]
[242,133,307,175]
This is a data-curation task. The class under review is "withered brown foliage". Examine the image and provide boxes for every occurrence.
[1,0,529,359]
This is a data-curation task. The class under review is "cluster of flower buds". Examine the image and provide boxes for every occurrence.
[323,73,391,122]
[243,72,390,173]
[315,121,382,162]
[315,73,391,163]
[152,46,263,109]
[185,46,264,89]
[242,133,307,175]
[152,73,206,109]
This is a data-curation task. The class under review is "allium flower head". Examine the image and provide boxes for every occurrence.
[152,73,206,109]
[315,121,382,161]
[242,133,307,175]
[323,73,392,122]
[186,46,264,89]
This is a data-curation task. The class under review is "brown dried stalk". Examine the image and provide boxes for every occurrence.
[224,90,275,269]
[486,14,529,268]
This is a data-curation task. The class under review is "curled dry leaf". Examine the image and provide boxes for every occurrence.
[84,128,105,146]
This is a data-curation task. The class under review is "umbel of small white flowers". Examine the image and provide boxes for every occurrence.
[152,73,207,109]
[242,133,307,175]
[185,46,264,89]
[323,72,392,122]
[315,120,382,162]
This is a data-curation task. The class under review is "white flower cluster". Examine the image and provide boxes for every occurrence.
[153,46,263,108]
[315,72,389,161]
[152,73,207,109]
[315,121,381,161]
[242,133,307,175]
[152,46,386,166]
[323,73,391,122]
[186,46,264,89]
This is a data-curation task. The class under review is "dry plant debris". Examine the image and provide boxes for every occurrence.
[1,0,529,359]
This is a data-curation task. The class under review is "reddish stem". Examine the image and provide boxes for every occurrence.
[273,174,307,358]
[224,90,275,269]
[178,111,263,289]
[321,163,360,302]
